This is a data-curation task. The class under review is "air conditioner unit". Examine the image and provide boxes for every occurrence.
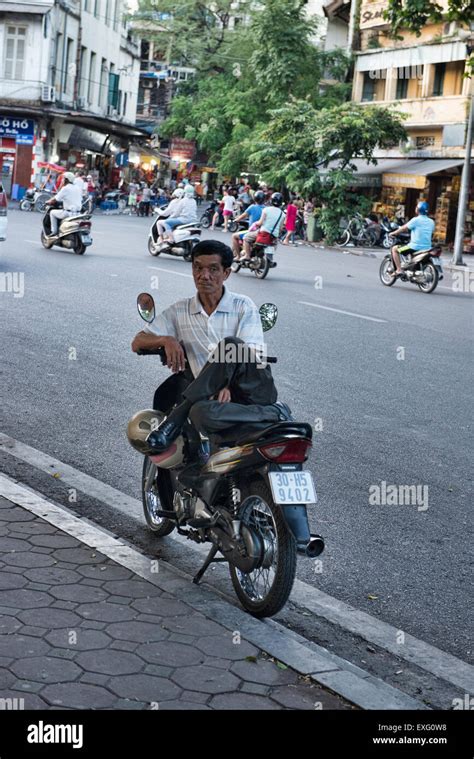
[142,79,154,88]
[76,96,88,109]
[41,85,56,103]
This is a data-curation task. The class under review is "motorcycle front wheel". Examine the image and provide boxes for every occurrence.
[417,262,439,294]
[229,479,297,618]
[40,231,53,249]
[148,237,161,256]
[200,214,211,228]
[35,195,49,213]
[142,457,176,536]
[335,230,350,247]
[228,219,238,233]
[20,199,32,211]
[231,259,241,273]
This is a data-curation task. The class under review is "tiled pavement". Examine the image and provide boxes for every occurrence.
[0,496,354,710]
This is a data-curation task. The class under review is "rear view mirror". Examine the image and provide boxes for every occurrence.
[137,292,156,323]
[259,303,278,332]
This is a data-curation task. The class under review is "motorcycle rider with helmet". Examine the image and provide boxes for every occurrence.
[161,185,198,243]
[239,192,286,262]
[45,172,82,236]
[231,189,266,261]
[155,187,185,243]
[388,201,435,277]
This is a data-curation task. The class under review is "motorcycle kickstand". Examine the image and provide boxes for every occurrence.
[192,545,227,585]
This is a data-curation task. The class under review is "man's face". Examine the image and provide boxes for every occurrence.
[192,254,230,298]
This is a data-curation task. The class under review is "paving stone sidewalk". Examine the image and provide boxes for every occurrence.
[0,496,354,711]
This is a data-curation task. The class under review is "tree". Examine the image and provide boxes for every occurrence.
[249,100,408,241]
[155,0,350,174]
[384,0,473,37]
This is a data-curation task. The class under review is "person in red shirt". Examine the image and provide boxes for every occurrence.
[282,199,298,245]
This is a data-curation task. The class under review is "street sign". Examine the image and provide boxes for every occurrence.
[0,117,35,145]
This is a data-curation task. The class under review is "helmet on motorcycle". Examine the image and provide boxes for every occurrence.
[126,409,185,466]
[63,172,75,184]
[417,201,429,215]
[254,190,265,204]
[270,192,283,207]
[172,188,184,199]
[184,185,195,197]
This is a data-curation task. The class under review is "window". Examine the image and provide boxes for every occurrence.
[100,58,108,106]
[396,73,408,100]
[64,37,74,94]
[94,0,100,19]
[88,52,96,103]
[123,92,128,116]
[108,71,119,107]
[433,63,445,96]
[78,46,87,97]
[4,25,27,80]
[105,0,110,25]
[361,72,376,101]
[416,136,436,149]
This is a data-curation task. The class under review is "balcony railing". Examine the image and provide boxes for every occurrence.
[361,95,468,126]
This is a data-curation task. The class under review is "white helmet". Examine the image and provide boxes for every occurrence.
[126,409,185,467]
[172,188,184,198]
[63,172,75,183]
[184,185,195,197]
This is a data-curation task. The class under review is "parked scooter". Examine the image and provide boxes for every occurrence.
[379,237,444,294]
[378,215,409,249]
[40,203,93,255]
[127,296,323,618]
[148,207,201,260]
[20,188,53,213]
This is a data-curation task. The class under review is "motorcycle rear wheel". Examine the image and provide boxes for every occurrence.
[231,259,241,273]
[417,262,439,294]
[228,219,238,233]
[20,199,32,211]
[229,479,297,618]
[142,457,176,536]
[200,215,211,228]
[254,255,270,279]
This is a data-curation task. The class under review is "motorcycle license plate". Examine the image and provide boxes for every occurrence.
[269,471,317,504]
[81,235,92,245]
[264,246,275,255]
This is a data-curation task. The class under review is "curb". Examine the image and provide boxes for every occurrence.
[0,473,429,711]
[307,242,474,271]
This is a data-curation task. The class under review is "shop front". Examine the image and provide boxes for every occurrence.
[0,117,37,198]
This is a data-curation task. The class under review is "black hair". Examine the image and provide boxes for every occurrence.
[191,240,233,269]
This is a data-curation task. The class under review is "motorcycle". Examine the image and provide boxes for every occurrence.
[231,240,277,280]
[148,207,201,260]
[40,202,93,255]
[128,296,323,618]
[20,188,53,213]
[378,216,408,249]
[335,212,380,248]
[379,239,444,294]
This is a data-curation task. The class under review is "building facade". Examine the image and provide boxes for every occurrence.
[350,0,472,245]
[0,0,144,197]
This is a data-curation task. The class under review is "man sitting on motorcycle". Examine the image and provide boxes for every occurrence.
[231,190,266,260]
[389,201,434,277]
[45,172,82,236]
[239,192,286,262]
[156,188,184,242]
[131,239,291,450]
[161,185,198,243]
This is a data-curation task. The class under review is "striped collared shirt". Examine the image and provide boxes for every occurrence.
[145,286,265,378]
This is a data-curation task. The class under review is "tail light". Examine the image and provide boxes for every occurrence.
[0,192,7,216]
[431,246,442,257]
[79,221,91,228]
[258,439,311,463]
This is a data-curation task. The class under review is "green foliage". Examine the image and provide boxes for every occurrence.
[384,0,473,38]
[249,100,408,241]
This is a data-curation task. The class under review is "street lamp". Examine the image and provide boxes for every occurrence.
[452,31,474,266]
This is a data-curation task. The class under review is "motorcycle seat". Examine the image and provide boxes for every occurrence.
[212,421,313,448]
[176,222,200,230]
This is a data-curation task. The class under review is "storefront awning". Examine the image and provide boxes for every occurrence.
[355,41,467,72]
[319,158,421,187]
[382,158,465,188]
[0,1,53,13]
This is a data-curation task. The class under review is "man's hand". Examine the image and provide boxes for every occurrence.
[216,387,231,403]
[162,336,186,373]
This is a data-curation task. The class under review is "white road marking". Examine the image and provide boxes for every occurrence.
[148,266,193,279]
[25,240,40,244]
[0,432,471,692]
[299,301,387,323]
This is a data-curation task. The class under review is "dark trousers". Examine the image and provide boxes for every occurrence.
[154,337,280,435]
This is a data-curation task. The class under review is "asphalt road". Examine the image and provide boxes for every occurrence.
[0,209,472,662]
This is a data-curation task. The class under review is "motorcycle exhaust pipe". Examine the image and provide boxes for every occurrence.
[298,534,325,558]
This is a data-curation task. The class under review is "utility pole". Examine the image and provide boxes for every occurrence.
[452,90,473,266]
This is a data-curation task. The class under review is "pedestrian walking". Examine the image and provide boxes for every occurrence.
[222,189,236,232]
[282,199,298,245]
